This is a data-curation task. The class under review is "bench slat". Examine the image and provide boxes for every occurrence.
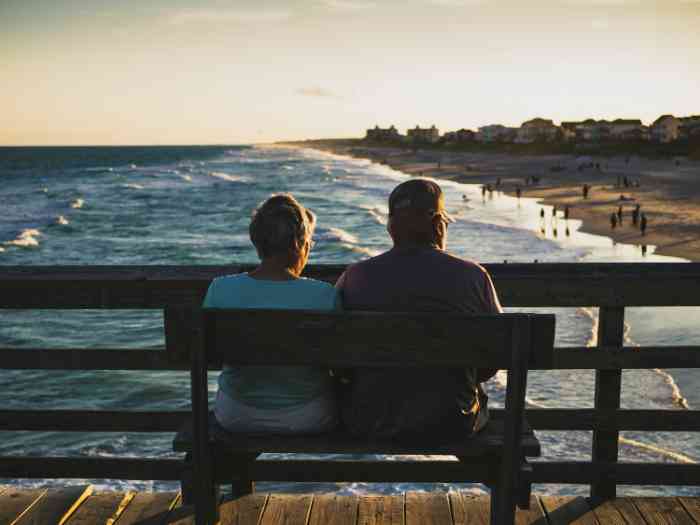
[203,311,554,368]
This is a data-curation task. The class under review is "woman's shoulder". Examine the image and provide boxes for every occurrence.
[295,277,335,292]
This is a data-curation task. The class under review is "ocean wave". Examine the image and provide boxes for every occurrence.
[122,183,145,190]
[358,204,388,226]
[340,243,381,257]
[209,171,249,183]
[70,198,84,209]
[318,227,360,245]
[4,228,42,248]
[55,215,70,226]
[579,307,598,347]
[619,436,696,464]
[181,174,193,182]
[653,368,690,409]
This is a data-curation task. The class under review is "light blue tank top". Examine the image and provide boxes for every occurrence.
[202,273,340,410]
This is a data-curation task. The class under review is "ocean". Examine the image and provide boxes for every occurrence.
[1,145,699,496]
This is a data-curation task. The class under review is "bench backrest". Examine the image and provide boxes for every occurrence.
[200,310,556,369]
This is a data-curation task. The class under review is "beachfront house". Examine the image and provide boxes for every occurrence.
[515,118,559,143]
[680,116,700,140]
[477,124,518,143]
[608,119,644,141]
[407,125,440,143]
[651,115,681,143]
[560,122,580,142]
[365,125,402,142]
[442,128,476,144]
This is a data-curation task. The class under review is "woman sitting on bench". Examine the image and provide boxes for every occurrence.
[203,193,339,434]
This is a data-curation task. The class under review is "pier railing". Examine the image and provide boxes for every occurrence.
[2,263,700,497]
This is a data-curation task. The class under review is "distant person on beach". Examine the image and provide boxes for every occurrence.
[611,212,618,229]
[203,194,338,435]
[516,186,521,199]
[336,179,501,440]
[617,205,623,225]
[632,204,640,226]
[582,184,589,199]
[540,208,545,219]
[564,205,570,220]
[641,213,648,236]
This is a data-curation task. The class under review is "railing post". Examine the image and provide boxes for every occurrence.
[591,306,625,500]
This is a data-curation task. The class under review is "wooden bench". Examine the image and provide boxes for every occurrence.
[173,309,556,524]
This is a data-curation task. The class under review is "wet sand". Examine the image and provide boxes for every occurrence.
[302,142,700,261]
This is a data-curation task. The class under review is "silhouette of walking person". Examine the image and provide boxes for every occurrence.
[582,184,589,199]
[617,205,623,225]
[640,213,647,236]
[610,212,618,229]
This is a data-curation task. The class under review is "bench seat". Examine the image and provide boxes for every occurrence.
[173,411,541,458]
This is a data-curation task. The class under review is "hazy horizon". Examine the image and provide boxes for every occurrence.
[3,0,699,146]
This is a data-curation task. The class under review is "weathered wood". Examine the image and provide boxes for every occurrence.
[514,496,547,525]
[591,306,625,500]
[524,409,700,431]
[63,492,127,525]
[0,488,46,524]
[0,410,188,432]
[307,494,358,525]
[13,485,92,525]
[405,491,452,525]
[632,497,696,524]
[540,496,599,525]
[3,345,700,371]
[678,497,700,523]
[0,349,189,371]
[608,498,646,523]
[258,494,313,525]
[178,416,540,457]
[3,263,700,307]
[530,462,700,485]
[109,492,178,525]
[585,498,626,525]
[0,457,183,480]
[218,494,268,525]
[449,493,489,525]
[357,495,405,525]
[205,310,554,368]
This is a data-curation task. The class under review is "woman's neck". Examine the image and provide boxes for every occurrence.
[248,257,300,281]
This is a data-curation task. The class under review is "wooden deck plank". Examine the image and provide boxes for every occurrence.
[405,491,452,525]
[0,488,46,525]
[308,494,358,525]
[540,496,599,525]
[14,485,92,525]
[449,493,489,525]
[586,498,627,525]
[258,494,314,525]
[63,492,128,525]
[357,494,405,525]
[111,492,178,525]
[678,498,700,524]
[632,498,695,525]
[515,496,548,525]
[218,493,269,525]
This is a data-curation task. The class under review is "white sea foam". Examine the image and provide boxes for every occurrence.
[4,228,42,248]
[341,244,381,257]
[209,171,248,183]
[359,204,388,225]
[579,307,599,347]
[55,215,70,226]
[319,227,360,245]
[70,198,84,209]
[181,175,193,182]
[653,368,690,409]
[619,436,696,464]
[122,183,145,190]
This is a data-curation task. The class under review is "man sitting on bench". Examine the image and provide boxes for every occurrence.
[336,179,502,440]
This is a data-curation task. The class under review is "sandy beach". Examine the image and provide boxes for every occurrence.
[300,141,700,262]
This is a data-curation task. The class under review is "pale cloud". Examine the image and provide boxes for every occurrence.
[321,0,377,10]
[166,8,291,25]
[296,87,339,98]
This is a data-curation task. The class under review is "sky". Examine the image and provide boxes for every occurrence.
[2,0,699,145]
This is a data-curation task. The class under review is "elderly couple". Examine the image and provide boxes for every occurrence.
[203,178,502,441]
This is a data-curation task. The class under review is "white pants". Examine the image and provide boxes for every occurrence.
[214,389,338,435]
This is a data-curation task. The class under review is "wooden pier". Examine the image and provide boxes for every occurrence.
[2,486,700,524]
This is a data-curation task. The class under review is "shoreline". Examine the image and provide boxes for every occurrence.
[295,141,700,262]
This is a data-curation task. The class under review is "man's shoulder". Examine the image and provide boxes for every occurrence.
[437,251,490,276]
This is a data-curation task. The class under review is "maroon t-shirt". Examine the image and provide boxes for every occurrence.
[335,245,502,439]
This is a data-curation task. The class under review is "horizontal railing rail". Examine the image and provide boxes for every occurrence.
[2,263,700,496]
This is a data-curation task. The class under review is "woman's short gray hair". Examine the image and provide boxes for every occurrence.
[249,194,316,259]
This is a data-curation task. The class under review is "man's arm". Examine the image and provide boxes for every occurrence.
[476,268,503,383]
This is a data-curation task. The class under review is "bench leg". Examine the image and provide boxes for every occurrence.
[230,453,257,499]
[181,452,194,505]
[490,482,516,525]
